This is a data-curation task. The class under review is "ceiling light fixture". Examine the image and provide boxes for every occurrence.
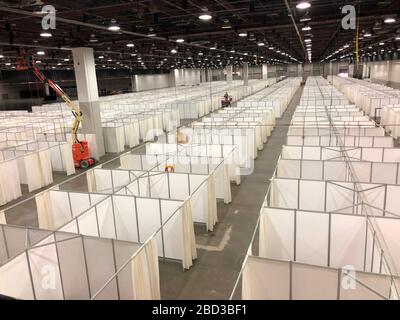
[199,8,212,21]
[37,50,45,55]
[258,42,265,46]
[238,32,248,37]
[296,2,311,10]
[126,43,134,47]
[40,32,52,37]
[176,38,185,43]
[171,49,178,54]
[384,17,396,24]
[221,19,232,29]
[108,19,120,31]
[302,25,311,31]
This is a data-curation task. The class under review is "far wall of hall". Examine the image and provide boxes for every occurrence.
[358,60,400,89]
[1,60,399,111]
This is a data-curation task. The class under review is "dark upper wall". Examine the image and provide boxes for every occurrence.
[0,68,169,110]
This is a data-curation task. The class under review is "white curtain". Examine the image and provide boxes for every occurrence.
[181,198,197,269]
[223,164,232,204]
[25,150,53,192]
[25,153,41,192]
[36,191,54,230]
[86,170,97,192]
[0,160,22,206]
[127,124,139,148]
[0,210,6,224]
[258,213,268,258]
[131,238,161,300]
[207,175,218,232]
[241,257,252,300]
[60,142,76,176]
[120,154,129,169]
[39,149,54,186]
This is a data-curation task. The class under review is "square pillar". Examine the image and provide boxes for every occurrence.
[226,65,233,83]
[243,62,249,86]
[72,47,105,160]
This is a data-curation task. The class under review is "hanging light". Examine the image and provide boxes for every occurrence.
[199,7,212,20]
[171,49,178,54]
[258,42,265,46]
[37,50,45,55]
[108,19,120,31]
[238,32,248,37]
[176,38,185,43]
[126,43,135,47]
[384,17,396,24]
[148,28,156,37]
[296,2,311,10]
[40,32,52,37]
[221,19,232,29]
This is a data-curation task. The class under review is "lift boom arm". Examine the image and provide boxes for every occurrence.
[17,50,82,144]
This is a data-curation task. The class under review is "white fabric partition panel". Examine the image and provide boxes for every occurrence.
[36,190,108,230]
[258,207,400,274]
[242,256,396,300]
[145,143,241,185]
[268,177,400,216]
[55,192,197,269]
[119,153,231,204]
[287,135,393,148]
[0,160,22,206]
[166,127,254,173]
[0,227,159,300]
[281,145,400,163]
[114,170,218,231]
[277,158,400,185]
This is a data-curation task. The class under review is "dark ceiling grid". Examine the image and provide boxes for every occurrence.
[0,0,398,71]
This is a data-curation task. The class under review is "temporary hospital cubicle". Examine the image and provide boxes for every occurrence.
[276,158,400,185]
[166,127,255,174]
[118,153,232,205]
[0,140,75,205]
[240,255,399,300]
[281,145,400,163]
[145,143,241,185]
[33,187,197,270]
[0,224,160,300]
[85,167,219,232]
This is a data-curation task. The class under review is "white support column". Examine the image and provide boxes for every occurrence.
[206,68,212,82]
[226,65,233,83]
[243,62,249,86]
[298,63,304,79]
[72,47,105,160]
[262,64,268,80]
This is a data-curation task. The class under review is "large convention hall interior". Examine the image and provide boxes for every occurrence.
[0,0,400,301]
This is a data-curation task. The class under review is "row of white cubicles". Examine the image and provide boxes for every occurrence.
[0,80,269,208]
[234,76,400,300]
[0,77,292,300]
[328,75,400,139]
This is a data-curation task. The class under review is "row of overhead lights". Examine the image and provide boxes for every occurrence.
[295,2,313,62]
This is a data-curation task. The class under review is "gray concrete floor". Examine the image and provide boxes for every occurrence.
[159,86,304,300]
[2,86,304,299]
